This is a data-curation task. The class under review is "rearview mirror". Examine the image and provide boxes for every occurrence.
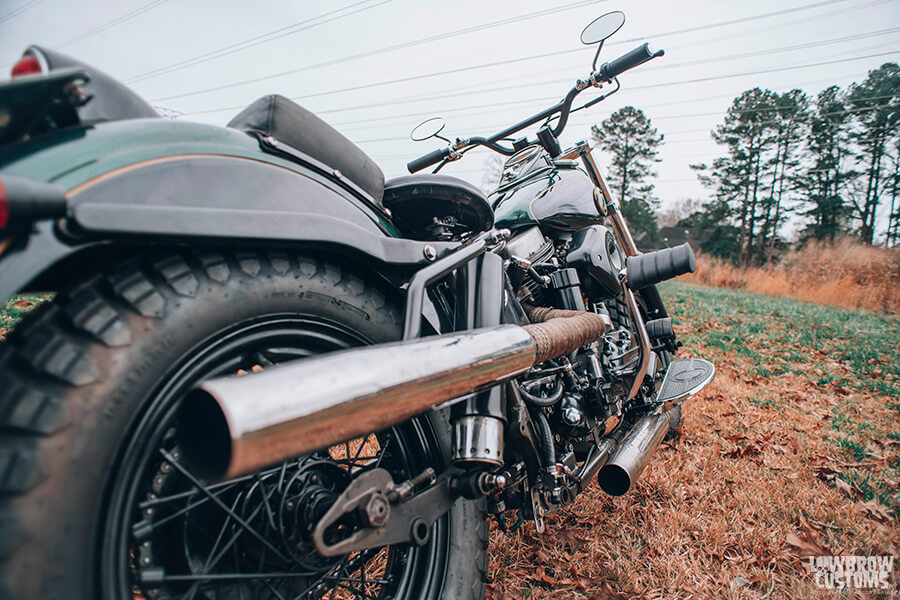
[581,11,625,45]
[410,117,446,142]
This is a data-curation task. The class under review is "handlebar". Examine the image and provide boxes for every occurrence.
[598,42,664,82]
[407,41,664,173]
[407,147,451,173]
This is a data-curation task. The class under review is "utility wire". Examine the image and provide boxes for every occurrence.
[145,0,631,102]
[0,0,41,24]
[308,51,900,125]
[150,0,859,104]
[352,83,895,146]
[55,0,169,48]
[329,70,879,131]
[126,0,388,83]
[180,27,898,119]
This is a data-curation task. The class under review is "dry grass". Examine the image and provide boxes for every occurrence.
[3,284,898,599]
[487,282,899,599]
[681,239,900,315]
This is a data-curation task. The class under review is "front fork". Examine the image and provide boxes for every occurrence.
[563,140,653,401]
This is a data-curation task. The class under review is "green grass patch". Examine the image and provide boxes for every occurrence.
[0,294,53,339]
[660,281,900,398]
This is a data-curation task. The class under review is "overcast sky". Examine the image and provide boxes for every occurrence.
[2,0,898,225]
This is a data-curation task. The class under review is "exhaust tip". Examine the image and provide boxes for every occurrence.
[177,388,232,481]
[597,463,631,496]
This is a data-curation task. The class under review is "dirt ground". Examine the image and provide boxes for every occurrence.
[487,282,899,599]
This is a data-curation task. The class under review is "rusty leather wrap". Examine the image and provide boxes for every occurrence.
[523,307,608,364]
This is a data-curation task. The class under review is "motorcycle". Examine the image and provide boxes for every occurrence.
[0,11,713,600]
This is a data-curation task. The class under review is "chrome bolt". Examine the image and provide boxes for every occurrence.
[423,245,437,261]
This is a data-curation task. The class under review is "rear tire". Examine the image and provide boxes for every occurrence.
[0,250,487,600]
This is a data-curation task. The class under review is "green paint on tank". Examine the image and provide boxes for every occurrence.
[0,119,400,235]
[490,170,557,231]
[491,165,602,233]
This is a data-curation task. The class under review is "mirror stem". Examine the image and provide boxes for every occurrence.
[591,40,604,72]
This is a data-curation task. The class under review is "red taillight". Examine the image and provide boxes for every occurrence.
[0,177,8,229]
[11,54,42,79]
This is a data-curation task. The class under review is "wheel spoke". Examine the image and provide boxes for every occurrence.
[140,465,283,509]
[159,449,290,563]
[256,472,279,531]
[182,491,244,600]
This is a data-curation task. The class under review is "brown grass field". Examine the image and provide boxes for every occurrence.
[681,239,900,316]
[2,275,898,599]
[487,281,899,599]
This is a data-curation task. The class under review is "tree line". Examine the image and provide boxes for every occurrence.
[591,62,900,265]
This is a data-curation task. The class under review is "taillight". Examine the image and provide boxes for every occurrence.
[11,54,42,79]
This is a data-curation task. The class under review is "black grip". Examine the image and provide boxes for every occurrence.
[407,147,451,173]
[625,243,696,291]
[599,42,664,81]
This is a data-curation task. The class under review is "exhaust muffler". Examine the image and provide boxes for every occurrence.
[596,407,679,496]
[178,309,608,480]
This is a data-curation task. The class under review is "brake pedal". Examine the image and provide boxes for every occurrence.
[655,358,715,410]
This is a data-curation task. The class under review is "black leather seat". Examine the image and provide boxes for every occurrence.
[228,95,385,204]
[383,174,493,239]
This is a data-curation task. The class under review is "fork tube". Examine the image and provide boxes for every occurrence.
[566,141,651,400]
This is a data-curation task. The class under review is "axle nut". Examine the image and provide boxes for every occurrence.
[361,493,390,528]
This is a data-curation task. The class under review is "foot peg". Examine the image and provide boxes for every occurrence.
[655,358,714,410]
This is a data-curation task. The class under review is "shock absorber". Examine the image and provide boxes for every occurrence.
[451,252,507,467]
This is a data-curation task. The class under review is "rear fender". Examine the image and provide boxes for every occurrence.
[0,127,457,332]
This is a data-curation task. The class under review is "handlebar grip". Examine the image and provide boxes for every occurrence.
[599,42,664,81]
[407,147,451,173]
[625,243,696,291]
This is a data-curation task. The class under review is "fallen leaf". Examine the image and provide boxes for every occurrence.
[786,513,832,558]
[785,532,829,558]
[858,500,892,523]
[833,477,859,498]
[528,566,557,586]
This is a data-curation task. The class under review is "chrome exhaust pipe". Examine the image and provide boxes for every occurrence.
[178,308,610,480]
[596,408,678,496]
[179,326,535,480]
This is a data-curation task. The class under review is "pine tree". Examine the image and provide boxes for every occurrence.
[796,86,852,242]
[692,88,780,265]
[591,106,663,243]
[844,62,900,244]
[757,89,809,261]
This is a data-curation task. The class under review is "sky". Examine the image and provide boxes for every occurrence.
[1,0,898,228]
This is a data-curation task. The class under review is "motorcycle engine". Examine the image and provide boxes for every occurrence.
[504,226,638,433]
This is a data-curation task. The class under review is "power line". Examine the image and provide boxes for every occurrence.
[329,70,881,132]
[354,94,894,146]
[177,23,897,119]
[0,0,41,24]
[326,36,900,131]
[150,0,861,104]
[305,51,900,131]
[55,0,169,48]
[126,0,389,83]
[148,0,608,102]
[182,43,898,123]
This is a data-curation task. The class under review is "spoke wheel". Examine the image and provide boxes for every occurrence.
[102,317,448,600]
[0,251,487,600]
